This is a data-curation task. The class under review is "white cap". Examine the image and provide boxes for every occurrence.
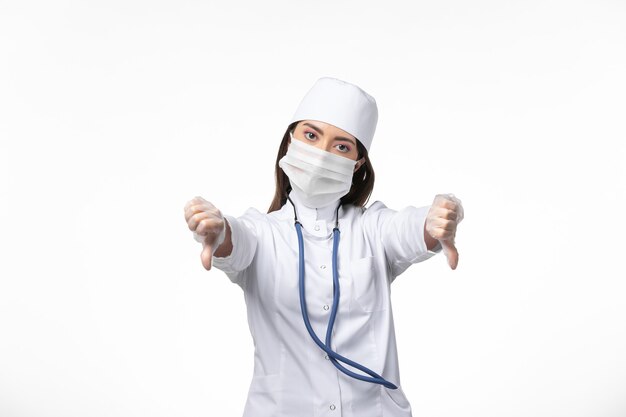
[288,77,378,153]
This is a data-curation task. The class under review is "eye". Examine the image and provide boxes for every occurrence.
[304,131,317,141]
[336,144,350,153]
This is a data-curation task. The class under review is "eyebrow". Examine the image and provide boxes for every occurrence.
[302,122,357,146]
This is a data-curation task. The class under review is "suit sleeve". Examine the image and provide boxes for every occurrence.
[366,201,442,282]
[211,207,260,288]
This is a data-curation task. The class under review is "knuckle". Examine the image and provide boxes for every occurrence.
[198,216,222,233]
[210,208,223,219]
[196,219,207,232]
[208,208,220,219]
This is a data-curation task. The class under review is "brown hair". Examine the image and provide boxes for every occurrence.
[267,121,375,213]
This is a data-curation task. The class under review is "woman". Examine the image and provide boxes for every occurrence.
[184,77,464,417]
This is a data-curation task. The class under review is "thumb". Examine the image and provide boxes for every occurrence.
[440,240,459,270]
[201,243,214,271]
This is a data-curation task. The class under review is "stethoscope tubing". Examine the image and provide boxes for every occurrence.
[289,196,398,390]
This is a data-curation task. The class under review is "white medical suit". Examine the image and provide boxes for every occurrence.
[212,189,442,417]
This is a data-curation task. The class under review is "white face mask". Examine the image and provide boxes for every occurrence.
[279,132,357,209]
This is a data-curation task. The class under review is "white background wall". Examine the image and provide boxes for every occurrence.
[1,1,625,416]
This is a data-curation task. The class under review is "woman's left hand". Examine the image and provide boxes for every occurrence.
[425,194,464,270]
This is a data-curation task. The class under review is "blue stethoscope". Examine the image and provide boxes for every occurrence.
[287,195,398,390]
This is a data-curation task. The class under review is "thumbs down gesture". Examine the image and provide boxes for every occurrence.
[425,194,464,270]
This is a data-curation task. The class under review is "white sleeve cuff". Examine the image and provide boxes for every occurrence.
[211,213,258,276]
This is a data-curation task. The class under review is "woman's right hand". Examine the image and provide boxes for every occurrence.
[184,196,226,270]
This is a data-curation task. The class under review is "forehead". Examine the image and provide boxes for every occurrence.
[299,120,356,140]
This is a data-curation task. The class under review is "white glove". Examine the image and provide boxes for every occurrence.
[184,196,227,270]
[193,229,225,246]
[425,193,464,270]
